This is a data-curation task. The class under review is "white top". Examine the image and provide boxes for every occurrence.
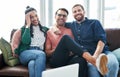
[30,26,45,50]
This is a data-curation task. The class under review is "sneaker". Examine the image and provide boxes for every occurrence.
[96,53,108,75]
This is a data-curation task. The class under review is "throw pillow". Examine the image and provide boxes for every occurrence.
[112,48,120,65]
[0,37,19,66]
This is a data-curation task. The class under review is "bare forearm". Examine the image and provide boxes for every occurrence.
[93,40,105,58]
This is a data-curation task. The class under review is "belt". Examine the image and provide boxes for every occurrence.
[30,46,41,50]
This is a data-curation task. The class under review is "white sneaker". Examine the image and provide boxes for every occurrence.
[96,53,108,76]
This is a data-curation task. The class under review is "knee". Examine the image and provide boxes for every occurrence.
[63,35,69,37]
[38,51,46,57]
[61,35,73,43]
[106,53,119,69]
[28,60,35,68]
[62,35,70,39]
[108,57,119,70]
[37,52,46,61]
[108,61,119,69]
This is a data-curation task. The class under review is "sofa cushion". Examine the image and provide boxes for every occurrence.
[112,48,120,65]
[0,37,19,66]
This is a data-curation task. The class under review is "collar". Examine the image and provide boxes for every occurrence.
[75,17,88,24]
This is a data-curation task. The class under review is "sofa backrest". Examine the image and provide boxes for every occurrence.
[10,28,120,51]
[105,28,120,51]
[10,29,17,43]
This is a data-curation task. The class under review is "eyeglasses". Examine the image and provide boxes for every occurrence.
[57,14,67,18]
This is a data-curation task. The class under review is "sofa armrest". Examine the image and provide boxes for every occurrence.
[0,53,5,69]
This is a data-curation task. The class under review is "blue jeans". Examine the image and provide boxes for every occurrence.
[88,51,119,77]
[19,49,46,77]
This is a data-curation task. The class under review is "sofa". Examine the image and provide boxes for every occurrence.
[0,28,120,77]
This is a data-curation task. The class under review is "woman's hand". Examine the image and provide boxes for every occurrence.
[25,12,31,27]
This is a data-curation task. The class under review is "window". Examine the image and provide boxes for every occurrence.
[45,0,86,27]
[0,0,40,41]
[104,0,120,28]
[89,0,99,19]
[1,0,120,41]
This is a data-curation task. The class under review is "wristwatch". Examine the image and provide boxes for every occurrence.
[26,26,29,28]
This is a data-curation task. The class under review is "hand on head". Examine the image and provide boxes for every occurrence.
[25,12,31,26]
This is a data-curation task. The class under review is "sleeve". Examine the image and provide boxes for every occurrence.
[93,20,107,44]
[21,27,31,44]
[11,29,21,53]
[45,31,53,56]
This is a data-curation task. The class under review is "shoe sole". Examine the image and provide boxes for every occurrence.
[99,54,108,75]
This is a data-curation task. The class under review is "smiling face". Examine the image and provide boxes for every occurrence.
[72,5,85,22]
[55,10,68,26]
[30,11,39,26]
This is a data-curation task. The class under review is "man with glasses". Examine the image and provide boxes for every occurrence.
[45,8,88,77]
[45,8,109,77]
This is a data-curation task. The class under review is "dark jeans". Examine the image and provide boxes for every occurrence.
[49,35,88,77]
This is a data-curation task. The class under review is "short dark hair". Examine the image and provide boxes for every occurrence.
[25,6,37,14]
[55,8,69,15]
[72,4,84,11]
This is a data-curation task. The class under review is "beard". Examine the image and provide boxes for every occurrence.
[75,14,84,22]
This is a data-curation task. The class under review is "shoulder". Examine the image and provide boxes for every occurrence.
[86,19,100,24]
[47,28,54,34]
[12,29,21,42]
[48,25,58,33]
[65,22,73,27]
[89,19,102,27]
[14,29,21,36]
[41,26,49,32]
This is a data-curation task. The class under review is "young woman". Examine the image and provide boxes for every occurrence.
[11,6,48,77]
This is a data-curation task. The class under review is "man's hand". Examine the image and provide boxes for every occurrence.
[54,30,62,35]
[51,25,62,35]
